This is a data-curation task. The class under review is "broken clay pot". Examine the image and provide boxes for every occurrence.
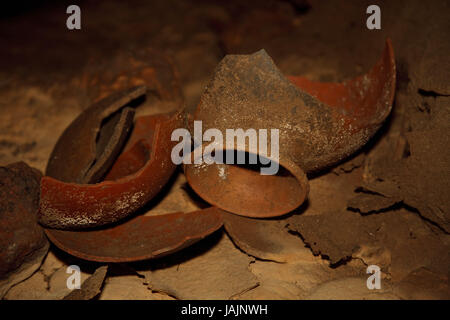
[41,92,222,262]
[185,39,396,218]
[39,88,185,229]
[43,111,223,261]
[46,86,145,184]
[44,207,224,263]
[40,85,225,262]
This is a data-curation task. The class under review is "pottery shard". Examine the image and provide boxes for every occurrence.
[45,86,144,184]
[223,211,311,263]
[64,266,108,300]
[0,162,49,292]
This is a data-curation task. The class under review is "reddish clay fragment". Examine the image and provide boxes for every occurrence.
[185,39,395,218]
[222,210,304,263]
[39,111,185,229]
[83,107,135,184]
[44,207,224,262]
[46,86,145,184]
[288,39,396,136]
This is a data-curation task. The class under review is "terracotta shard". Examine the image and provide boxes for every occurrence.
[185,39,395,218]
[287,39,396,135]
[63,266,108,300]
[45,86,145,184]
[39,110,185,229]
[222,211,309,263]
[83,107,135,184]
[41,99,225,262]
[44,207,224,263]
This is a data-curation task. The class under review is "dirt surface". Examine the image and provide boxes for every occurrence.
[0,0,449,300]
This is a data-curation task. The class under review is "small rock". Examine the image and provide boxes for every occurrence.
[0,162,49,298]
